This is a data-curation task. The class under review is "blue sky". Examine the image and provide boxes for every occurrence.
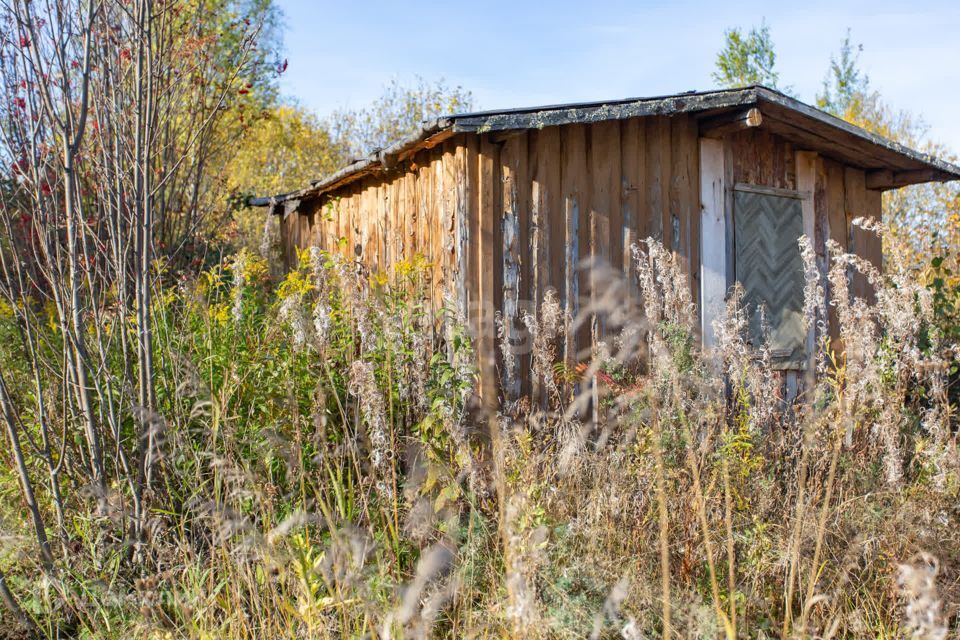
[276,0,960,154]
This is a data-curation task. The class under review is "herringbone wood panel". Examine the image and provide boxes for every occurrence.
[734,190,806,368]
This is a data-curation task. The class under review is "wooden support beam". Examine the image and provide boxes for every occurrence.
[864,169,893,190]
[699,107,763,138]
[865,168,938,190]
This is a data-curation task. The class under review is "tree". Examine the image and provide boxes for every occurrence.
[816,30,916,143]
[152,0,284,253]
[224,104,347,249]
[712,20,781,89]
[226,105,344,199]
[815,32,960,249]
[226,77,475,252]
[328,76,473,160]
[817,30,870,117]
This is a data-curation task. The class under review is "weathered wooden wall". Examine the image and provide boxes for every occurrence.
[283,139,466,309]
[279,116,882,395]
[280,116,703,394]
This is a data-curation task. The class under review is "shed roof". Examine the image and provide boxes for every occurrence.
[250,85,960,210]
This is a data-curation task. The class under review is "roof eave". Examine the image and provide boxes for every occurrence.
[248,85,960,207]
[753,87,960,187]
[248,117,456,209]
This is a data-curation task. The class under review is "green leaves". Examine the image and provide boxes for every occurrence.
[712,20,781,90]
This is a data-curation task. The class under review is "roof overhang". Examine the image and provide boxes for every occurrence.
[250,86,960,211]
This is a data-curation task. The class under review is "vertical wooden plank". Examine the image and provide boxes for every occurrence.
[668,118,688,275]
[423,150,432,263]
[606,122,624,279]
[435,147,447,314]
[699,137,726,350]
[722,136,736,289]
[295,208,303,261]
[404,169,415,263]
[797,152,817,252]
[863,188,883,274]
[334,193,342,258]
[823,160,846,350]
[844,167,870,301]
[388,179,395,271]
[351,186,360,262]
[351,190,360,258]
[478,135,500,392]
[357,183,366,263]
[376,182,385,274]
[416,160,425,263]
[441,140,462,304]
[360,183,380,273]
[316,200,326,251]
[454,139,470,319]
[347,192,355,257]
[514,133,532,398]
[562,124,589,368]
[861,187,883,307]
[814,156,830,296]
[278,212,288,267]
[337,193,345,258]
[528,129,542,329]
[465,136,481,348]
[396,171,405,263]
[784,140,797,190]
[658,117,672,249]
[825,160,847,252]
[682,116,701,324]
[540,127,563,302]
[645,117,665,243]
[317,204,326,249]
[620,118,645,279]
[342,191,349,260]
[500,133,525,400]
[367,183,377,269]
[425,151,434,264]
[622,117,648,365]
[590,120,619,342]
[796,150,818,386]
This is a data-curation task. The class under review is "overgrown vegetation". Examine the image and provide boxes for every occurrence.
[0,2,957,638]
[1,223,957,638]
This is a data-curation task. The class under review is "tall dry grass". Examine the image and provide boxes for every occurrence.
[0,220,957,639]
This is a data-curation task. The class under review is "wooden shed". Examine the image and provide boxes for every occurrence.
[251,86,960,395]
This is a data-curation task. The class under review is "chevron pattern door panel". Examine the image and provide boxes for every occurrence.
[734,189,806,369]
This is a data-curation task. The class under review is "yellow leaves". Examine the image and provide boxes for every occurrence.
[44,300,58,333]
[203,269,224,291]
[232,249,269,284]
[395,253,431,279]
[419,463,463,512]
[394,259,415,279]
[210,303,230,327]
[224,105,347,251]
[224,105,344,199]
[276,268,313,301]
[370,271,389,288]
[434,481,462,512]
